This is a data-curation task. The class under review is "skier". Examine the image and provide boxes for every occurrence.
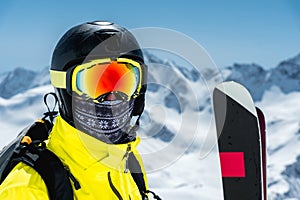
[0,21,151,199]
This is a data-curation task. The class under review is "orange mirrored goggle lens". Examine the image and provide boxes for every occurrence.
[74,61,141,100]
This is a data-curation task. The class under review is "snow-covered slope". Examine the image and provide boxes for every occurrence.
[1,52,300,199]
[256,88,300,200]
[0,85,54,147]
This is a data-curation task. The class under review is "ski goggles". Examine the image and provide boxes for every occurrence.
[50,58,142,102]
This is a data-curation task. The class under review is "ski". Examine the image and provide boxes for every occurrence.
[256,107,267,200]
[213,81,265,200]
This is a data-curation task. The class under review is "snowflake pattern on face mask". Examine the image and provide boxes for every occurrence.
[72,96,135,144]
[99,120,109,129]
[87,118,96,127]
[112,119,120,128]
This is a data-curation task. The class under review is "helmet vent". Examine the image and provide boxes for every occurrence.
[88,21,113,26]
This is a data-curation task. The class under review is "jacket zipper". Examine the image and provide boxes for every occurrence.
[108,172,123,200]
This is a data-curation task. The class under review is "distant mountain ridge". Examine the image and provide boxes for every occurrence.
[1,53,300,100]
[223,53,300,101]
[0,67,50,99]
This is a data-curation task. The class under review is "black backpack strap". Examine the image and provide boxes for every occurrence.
[11,144,74,200]
[0,120,51,183]
[0,118,75,200]
[128,153,162,200]
[128,152,147,199]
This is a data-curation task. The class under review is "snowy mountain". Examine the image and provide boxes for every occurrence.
[0,67,50,99]
[1,52,300,199]
[223,53,300,101]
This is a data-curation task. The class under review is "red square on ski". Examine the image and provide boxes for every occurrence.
[219,152,246,177]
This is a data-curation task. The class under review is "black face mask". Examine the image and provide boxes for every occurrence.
[72,96,136,144]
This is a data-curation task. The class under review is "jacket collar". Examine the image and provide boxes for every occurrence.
[47,116,140,170]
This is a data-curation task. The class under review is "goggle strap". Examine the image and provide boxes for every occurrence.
[50,70,67,89]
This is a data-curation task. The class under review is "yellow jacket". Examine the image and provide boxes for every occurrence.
[0,116,148,199]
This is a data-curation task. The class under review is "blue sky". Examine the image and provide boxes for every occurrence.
[0,0,299,72]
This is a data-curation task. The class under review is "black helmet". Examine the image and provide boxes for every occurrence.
[51,21,147,123]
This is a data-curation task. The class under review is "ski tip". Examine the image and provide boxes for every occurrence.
[215,81,256,116]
